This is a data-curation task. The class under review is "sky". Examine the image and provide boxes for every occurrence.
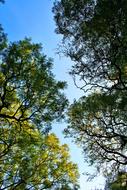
[0,1,105,189]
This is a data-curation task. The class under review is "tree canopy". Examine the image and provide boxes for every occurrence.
[0,26,79,189]
[53,0,127,177]
[53,0,127,92]
[105,171,127,190]
[0,33,68,131]
[0,128,79,189]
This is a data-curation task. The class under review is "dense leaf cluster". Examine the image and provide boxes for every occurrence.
[0,27,79,189]
[53,0,127,178]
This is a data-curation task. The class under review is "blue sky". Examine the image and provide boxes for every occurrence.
[0,1,105,189]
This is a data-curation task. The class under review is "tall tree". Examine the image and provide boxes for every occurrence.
[53,0,127,92]
[0,36,68,130]
[53,0,127,176]
[0,128,79,189]
[0,26,79,189]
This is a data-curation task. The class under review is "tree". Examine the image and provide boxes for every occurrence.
[105,171,127,190]
[53,0,127,92]
[53,0,127,176]
[0,129,79,189]
[0,35,68,131]
[0,26,79,189]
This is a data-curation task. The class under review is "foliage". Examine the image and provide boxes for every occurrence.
[53,0,127,177]
[53,0,127,92]
[0,128,79,189]
[0,26,79,189]
[66,92,127,173]
[105,171,127,190]
[0,33,68,129]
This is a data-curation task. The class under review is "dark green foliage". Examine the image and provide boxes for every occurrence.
[105,171,127,190]
[53,0,127,177]
[53,0,127,92]
[66,92,127,171]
